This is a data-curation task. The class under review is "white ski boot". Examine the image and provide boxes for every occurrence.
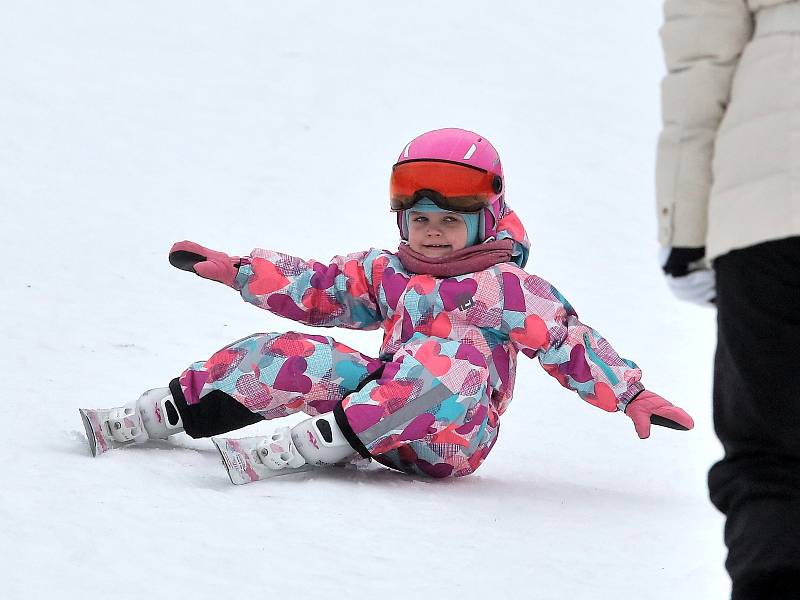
[79,387,184,456]
[213,412,356,485]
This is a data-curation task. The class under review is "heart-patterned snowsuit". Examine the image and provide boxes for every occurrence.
[175,208,643,477]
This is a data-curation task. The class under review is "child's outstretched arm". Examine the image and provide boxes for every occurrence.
[502,270,693,437]
[168,240,383,330]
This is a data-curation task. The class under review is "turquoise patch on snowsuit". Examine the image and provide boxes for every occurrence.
[435,394,467,422]
[335,360,369,391]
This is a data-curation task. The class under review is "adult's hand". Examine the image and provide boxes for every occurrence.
[660,246,715,305]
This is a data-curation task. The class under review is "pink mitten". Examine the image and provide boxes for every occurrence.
[625,390,694,439]
[168,240,241,288]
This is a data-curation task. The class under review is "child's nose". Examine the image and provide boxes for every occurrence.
[426,224,443,235]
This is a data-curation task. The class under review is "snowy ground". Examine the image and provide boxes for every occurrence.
[1,1,729,598]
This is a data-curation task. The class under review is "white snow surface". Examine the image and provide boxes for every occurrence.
[1,1,729,598]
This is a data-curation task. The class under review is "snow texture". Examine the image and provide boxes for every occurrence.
[0,1,727,598]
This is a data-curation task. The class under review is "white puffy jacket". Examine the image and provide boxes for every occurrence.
[656,0,800,261]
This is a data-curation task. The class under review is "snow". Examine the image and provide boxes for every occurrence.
[1,1,728,598]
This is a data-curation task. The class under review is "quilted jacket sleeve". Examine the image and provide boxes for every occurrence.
[656,0,753,247]
[234,248,383,330]
[501,270,644,412]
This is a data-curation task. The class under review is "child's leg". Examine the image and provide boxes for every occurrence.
[336,337,500,478]
[80,331,382,457]
[170,331,383,438]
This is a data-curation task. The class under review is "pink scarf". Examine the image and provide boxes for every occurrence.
[396,239,516,277]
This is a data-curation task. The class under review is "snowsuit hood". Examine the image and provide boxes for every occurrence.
[492,203,530,269]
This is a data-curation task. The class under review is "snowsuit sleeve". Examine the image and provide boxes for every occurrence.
[233,248,383,330]
[655,0,753,247]
[501,271,643,412]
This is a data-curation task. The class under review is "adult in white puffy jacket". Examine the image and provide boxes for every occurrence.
[656,1,800,597]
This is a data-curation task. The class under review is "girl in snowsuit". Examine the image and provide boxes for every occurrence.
[82,128,694,481]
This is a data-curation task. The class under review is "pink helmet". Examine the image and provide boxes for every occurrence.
[392,128,506,241]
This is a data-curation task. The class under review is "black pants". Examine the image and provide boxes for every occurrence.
[708,236,800,598]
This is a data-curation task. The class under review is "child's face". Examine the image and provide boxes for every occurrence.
[407,211,469,257]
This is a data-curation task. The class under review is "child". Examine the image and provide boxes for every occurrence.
[80,128,694,483]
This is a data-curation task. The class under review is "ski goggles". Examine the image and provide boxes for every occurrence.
[389,159,503,213]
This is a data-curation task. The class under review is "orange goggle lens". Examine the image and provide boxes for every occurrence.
[389,160,501,212]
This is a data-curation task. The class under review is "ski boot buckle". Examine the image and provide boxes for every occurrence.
[255,427,307,470]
